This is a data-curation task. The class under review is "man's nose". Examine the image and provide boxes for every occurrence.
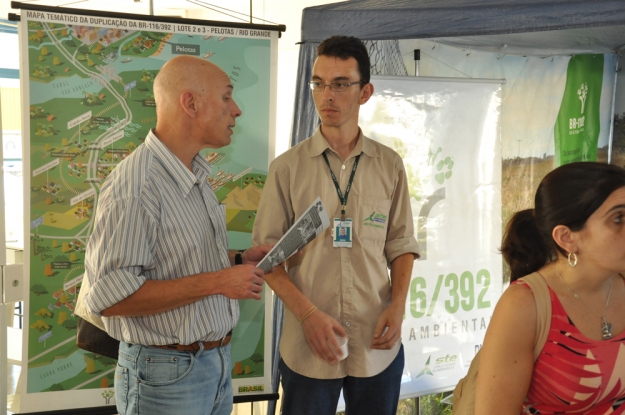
[321,85,335,100]
[232,100,242,117]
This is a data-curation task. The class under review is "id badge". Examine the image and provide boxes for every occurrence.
[333,218,352,248]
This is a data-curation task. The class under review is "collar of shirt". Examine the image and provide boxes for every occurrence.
[144,130,213,197]
[308,126,380,160]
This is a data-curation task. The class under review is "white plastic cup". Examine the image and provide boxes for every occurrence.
[329,334,348,360]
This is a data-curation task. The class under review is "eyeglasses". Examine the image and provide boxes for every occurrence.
[309,80,364,92]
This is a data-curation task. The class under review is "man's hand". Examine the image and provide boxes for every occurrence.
[301,309,346,365]
[242,245,272,266]
[371,303,403,350]
[216,265,265,300]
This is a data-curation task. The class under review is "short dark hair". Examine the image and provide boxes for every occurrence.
[501,162,625,281]
[317,35,370,85]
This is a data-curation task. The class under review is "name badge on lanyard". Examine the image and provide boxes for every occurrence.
[333,218,353,248]
[322,152,360,249]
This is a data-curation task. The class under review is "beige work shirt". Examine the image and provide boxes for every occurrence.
[253,127,419,379]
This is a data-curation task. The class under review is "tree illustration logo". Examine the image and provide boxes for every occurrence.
[577,83,588,114]
[102,389,115,404]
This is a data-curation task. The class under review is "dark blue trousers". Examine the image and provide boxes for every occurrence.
[279,344,404,415]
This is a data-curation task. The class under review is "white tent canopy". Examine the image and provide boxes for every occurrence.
[291,0,625,145]
[301,0,625,54]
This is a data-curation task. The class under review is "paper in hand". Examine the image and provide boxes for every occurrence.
[257,197,330,273]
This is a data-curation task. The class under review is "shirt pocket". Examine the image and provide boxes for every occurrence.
[357,194,392,245]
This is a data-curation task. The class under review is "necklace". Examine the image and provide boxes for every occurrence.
[556,269,614,340]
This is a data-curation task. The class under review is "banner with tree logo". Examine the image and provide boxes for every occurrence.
[554,54,605,166]
[358,75,503,398]
[397,40,617,226]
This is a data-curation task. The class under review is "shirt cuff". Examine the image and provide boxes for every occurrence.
[84,269,146,315]
[385,237,420,265]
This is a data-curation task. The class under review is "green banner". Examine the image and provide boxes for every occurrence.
[554,54,604,166]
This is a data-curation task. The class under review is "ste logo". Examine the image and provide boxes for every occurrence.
[415,354,459,379]
[415,355,434,379]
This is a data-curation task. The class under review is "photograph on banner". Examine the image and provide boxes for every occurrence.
[359,75,503,397]
[501,53,615,222]
[398,39,617,224]
[18,8,277,411]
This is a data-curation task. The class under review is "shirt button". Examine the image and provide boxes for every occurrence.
[345,322,351,327]
[341,165,346,170]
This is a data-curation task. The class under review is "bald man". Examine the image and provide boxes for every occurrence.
[83,56,271,415]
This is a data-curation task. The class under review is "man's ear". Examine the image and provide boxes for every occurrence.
[552,225,578,255]
[359,82,374,105]
[180,91,197,118]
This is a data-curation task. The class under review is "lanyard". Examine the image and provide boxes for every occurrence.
[322,152,360,221]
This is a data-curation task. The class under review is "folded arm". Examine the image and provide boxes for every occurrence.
[101,265,265,317]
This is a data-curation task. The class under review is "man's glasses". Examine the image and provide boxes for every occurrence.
[309,80,364,92]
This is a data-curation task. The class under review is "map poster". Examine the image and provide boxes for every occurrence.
[15,4,279,412]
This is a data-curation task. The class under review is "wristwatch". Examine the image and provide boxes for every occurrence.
[235,250,245,265]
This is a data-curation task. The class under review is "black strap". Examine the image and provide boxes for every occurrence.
[322,152,360,221]
[235,250,244,265]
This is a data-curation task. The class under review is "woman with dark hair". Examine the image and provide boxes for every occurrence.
[475,162,625,414]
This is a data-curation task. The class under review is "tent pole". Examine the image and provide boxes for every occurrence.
[608,51,621,164]
[0,75,7,415]
[414,49,420,76]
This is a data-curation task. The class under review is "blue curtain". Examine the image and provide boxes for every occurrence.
[290,43,320,147]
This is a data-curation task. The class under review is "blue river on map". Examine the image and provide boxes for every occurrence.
[28,347,90,392]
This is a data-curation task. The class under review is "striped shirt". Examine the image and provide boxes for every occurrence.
[84,130,238,345]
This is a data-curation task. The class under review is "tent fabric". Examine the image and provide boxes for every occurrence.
[291,0,625,147]
[291,42,320,147]
[301,0,625,43]
[437,25,625,56]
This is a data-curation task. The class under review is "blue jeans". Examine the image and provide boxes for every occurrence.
[279,344,405,415]
[115,341,233,415]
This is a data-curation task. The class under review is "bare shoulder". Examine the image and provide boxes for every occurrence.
[500,282,538,310]
[486,282,538,346]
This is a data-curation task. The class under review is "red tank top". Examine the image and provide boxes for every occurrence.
[515,280,625,414]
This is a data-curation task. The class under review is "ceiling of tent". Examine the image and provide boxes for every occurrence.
[436,25,625,56]
[301,0,625,55]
